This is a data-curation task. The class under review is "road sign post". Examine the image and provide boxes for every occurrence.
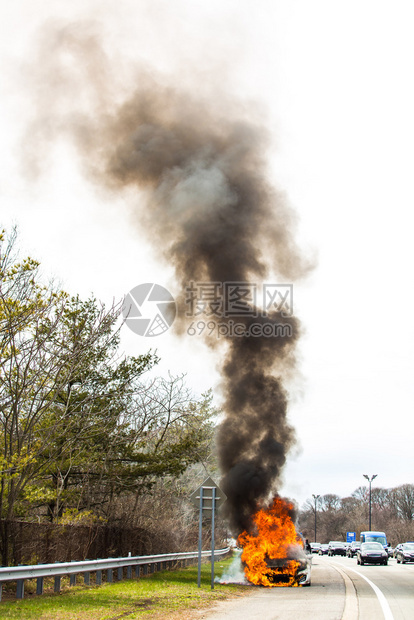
[190,477,226,590]
[197,487,203,588]
[211,487,216,589]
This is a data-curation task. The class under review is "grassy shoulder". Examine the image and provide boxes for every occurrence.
[0,556,251,620]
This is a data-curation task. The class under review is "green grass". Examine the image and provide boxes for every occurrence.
[0,557,250,619]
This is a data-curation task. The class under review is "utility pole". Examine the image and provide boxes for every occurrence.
[363,474,377,530]
[312,494,320,542]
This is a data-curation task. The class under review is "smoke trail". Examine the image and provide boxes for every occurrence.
[24,23,312,535]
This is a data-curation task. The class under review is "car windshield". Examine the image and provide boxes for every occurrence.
[362,543,383,550]
[403,543,414,550]
[365,536,386,545]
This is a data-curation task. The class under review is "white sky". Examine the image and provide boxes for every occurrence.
[1,0,414,508]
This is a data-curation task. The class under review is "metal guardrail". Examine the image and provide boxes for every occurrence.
[0,546,230,601]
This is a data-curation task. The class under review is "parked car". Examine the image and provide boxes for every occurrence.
[318,544,329,555]
[387,545,394,557]
[357,542,388,565]
[310,543,321,554]
[395,542,414,564]
[346,541,361,558]
[328,541,347,556]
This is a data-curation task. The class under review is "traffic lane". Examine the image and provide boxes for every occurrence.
[199,557,347,620]
[325,555,391,619]
[327,555,414,619]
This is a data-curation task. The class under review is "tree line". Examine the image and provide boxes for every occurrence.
[299,484,414,545]
[0,228,220,564]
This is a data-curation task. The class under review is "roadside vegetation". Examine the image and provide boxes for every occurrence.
[0,227,223,566]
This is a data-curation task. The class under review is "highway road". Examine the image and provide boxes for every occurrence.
[198,554,414,620]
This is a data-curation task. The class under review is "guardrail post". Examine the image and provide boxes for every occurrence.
[127,565,132,579]
[117,567,123,581]
[54,576,61,593]
[70,573,76,586]
[16,579,24,599]
[36,576,44,595]
[96,570,102,585]
[143,564,148,576]
[107,568,113,583]
[135,565,140,578]
[84,572,90,585]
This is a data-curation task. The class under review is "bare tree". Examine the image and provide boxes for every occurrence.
[392,484,414,521]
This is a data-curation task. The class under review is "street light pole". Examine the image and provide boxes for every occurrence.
[363,474,378,530]
[312,494,320,543]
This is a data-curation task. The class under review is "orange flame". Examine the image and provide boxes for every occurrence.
[237,497,303,587]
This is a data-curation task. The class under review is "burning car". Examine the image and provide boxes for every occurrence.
[238,497,312,587]
[264,550,312,586]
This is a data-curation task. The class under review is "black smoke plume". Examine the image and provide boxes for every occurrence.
[24,23,312,536]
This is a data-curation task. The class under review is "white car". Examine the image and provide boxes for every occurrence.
[310,542,321,554]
